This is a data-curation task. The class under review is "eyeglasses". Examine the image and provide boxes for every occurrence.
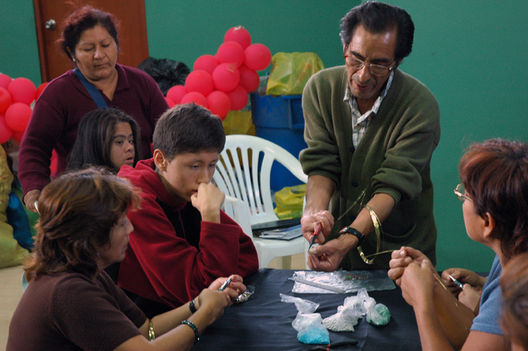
[453,183,471,202]
[344,54,394,76]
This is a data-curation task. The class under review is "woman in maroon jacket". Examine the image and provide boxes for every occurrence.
[19,6,168,212]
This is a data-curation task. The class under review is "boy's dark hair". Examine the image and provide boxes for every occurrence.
[153,104,225,160]
[67,108,141,172]
[340,1,414,61]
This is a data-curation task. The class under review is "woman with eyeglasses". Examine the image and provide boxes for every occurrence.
[388,138,528,351]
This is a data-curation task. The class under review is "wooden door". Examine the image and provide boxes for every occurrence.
[33,0,149,82]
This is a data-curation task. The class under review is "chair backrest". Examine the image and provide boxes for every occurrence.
[214,134,307,225]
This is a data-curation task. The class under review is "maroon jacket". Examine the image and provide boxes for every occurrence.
[117,159,259,307]
[18,64,168,196]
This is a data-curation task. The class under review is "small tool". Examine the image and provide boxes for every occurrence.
[219,276,233,291]
[448,274,464,289]
[308,222,322,252]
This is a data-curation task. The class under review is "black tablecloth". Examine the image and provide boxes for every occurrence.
[194,269,420,351]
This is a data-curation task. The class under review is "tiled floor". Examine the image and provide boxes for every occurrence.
[0,264,24,350]
[0,253,306,349]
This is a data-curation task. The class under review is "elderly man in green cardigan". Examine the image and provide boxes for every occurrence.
[300,2,440,271]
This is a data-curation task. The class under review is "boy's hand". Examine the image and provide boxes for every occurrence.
[191,183,225,223]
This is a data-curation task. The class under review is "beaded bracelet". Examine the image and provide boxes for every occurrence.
[181,319,200,344]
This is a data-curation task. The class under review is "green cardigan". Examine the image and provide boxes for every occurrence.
[300,66,440,269]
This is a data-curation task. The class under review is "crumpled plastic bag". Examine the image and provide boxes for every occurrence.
[366,303,391,326]
[280,293,319,313]
[322,288,389,332]
[280,294,329,344]
[293,313,330,345]
[266,52,324,95]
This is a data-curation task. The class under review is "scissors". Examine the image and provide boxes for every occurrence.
[308,222,322,251]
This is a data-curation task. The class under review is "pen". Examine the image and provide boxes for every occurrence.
[448,274,464,289]
[219,276,233,291]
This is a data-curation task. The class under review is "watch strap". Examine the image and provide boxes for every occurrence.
[339,226,365,245]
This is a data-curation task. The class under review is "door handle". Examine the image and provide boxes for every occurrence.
[45,19,56,30]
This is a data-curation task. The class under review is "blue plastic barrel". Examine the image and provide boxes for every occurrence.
[250,93,307,190]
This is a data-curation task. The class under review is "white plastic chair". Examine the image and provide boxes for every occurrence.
[214,134,308,268]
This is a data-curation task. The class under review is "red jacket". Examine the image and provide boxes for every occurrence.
[117,159,258,307]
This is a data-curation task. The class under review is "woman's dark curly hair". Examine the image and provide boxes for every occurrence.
[24,168,140,281]
[59,5,119,60]
[458,138,528,260]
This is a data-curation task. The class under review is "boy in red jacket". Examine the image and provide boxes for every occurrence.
[117,104,259,317]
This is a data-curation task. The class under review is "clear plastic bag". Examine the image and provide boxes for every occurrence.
[290,270,395,294]
[292,313,330,344]
[280,293,319,313]
[280,294,329,344]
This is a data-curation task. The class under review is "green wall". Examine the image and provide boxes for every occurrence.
[382,1,528,271]
[0,1,41,83]
[145,1,354,71]
[1,1,527,272]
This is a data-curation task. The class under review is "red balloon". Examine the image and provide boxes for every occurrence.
[185,70,214,96]
[228,86,249,111]
[165,97,176,108]
[35,82,48,101]
[207,91,231,120]
[193,55,218,74]
[0,115,13,143]
[239,66,260,93]
[216,41,245,67]
[5,102,32,132]
[0,74,11,90]
[244,44,272,71]
[0,87,12,114]
[166,85,187,104]
[224,26,252,49]
[180,92,209,109]
[212,63,240,92]
[8,77,36,105]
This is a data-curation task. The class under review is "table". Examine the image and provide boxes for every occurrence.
[195,269,421,351]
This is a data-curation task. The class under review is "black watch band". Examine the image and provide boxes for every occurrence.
[339,226,365,245]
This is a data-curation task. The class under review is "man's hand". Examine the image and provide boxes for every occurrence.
[191,183,224,223]
[388,246,428,286]
[307,236,351,271]
[24,189,40,213]
[301,210,334,244]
